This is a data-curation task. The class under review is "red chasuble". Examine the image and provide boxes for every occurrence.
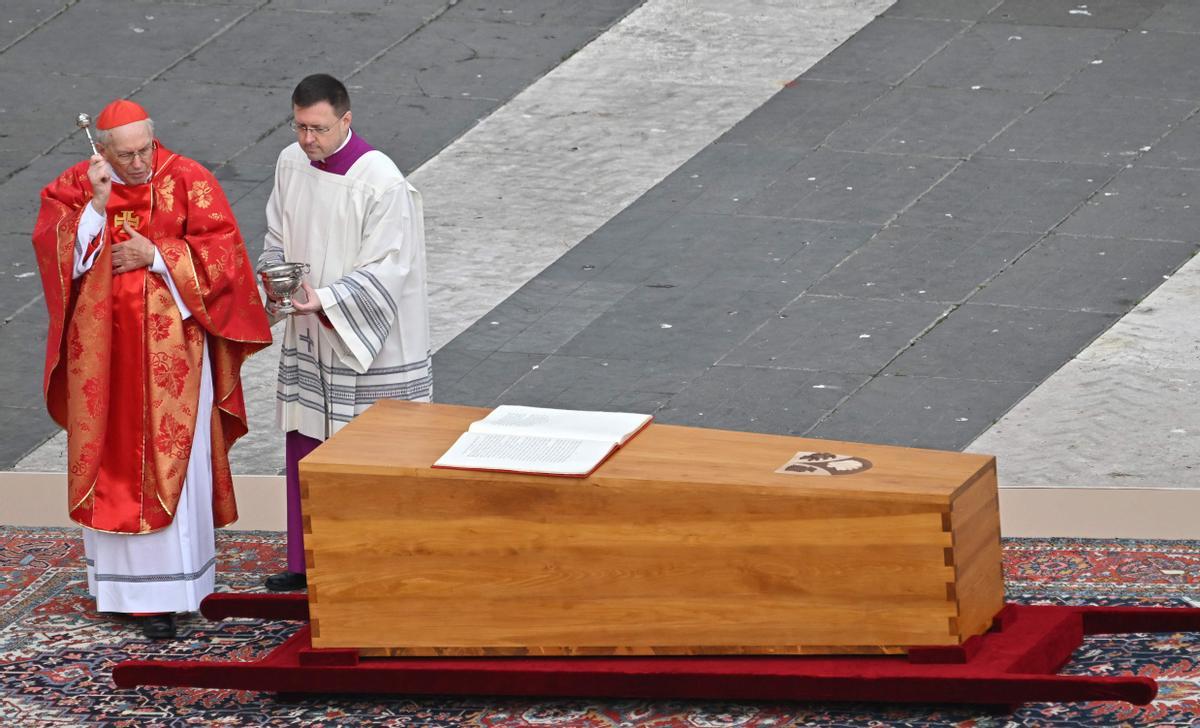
[31,143,272,534]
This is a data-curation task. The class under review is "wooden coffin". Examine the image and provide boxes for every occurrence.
[299,400,1003,656]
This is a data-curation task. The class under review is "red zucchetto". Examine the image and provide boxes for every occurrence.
[95,99,149,130]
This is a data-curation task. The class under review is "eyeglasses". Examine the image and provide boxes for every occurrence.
[289,117,344,136]
[111,142,155,164]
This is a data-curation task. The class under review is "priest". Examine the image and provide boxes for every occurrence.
[31,100,273,639]
[259,74,431,592]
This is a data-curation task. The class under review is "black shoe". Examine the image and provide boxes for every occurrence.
[140,613,177,639]
[265,571,307,592]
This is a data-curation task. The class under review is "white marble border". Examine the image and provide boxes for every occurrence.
[970,256,1200,488]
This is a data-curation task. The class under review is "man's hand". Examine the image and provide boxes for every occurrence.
[87,154,111,214]
[290,280,324,314]
[112,221,156,275]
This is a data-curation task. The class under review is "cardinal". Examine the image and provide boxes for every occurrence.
[31,99,272,639]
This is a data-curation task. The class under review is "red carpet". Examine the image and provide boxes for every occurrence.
[3,528,1199,726]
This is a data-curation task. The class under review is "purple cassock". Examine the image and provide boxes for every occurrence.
[285,130,374,575]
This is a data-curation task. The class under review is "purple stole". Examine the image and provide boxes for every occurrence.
[311,131,374,176]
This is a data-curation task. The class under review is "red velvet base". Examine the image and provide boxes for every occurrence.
[112,594,1200,707]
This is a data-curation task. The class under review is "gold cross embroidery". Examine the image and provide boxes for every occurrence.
[112,210,141,228]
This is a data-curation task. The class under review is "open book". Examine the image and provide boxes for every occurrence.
[432,405,653,477]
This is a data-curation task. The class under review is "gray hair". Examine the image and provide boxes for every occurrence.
[95,117,154,146]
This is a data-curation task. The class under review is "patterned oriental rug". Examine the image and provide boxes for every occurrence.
[2,528,1198,727]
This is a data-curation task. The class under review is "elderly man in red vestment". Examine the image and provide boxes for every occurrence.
[31,100,272,639]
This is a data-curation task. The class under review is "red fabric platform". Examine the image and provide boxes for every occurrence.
[112,594,1200,707]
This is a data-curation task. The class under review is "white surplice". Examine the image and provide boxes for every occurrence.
[74,186,216,614]
[260,141,432,441]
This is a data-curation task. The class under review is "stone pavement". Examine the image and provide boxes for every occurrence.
[1,0,645,469]
[5,0,1200,491]
[433,0,1200,489]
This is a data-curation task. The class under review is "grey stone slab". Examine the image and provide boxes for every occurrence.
[0,308,51,413]
[230,179,272,252]
[496,305,615,355]
[432,349,546,406]
[808,373,1037,450]
[161,7,425,89]
[717,80,889,149]
[429,345,487,390]
[130,80,290,167]
[448,278,637,356]
[722,295,951,374]
[536,158,716,283]
[442,277,593,351]
[824,85,1039,158]
[596,388,681,415]
[0,150,28,185]
[212,162,276,185]
[352,17,617,100]
[498,283,634,355]
[981,92,1196,165]
[557,280,797,367]
[1062,31,1200,101]
[1141,0,1200,32]
[1139,113,1200,170]
[273,0,444,13]
[0,1,67,50]
[538,214,677,284]
[212,178,262,208]
[226,25,580,173]
[897,157,1117,233]
[811,226,1040,303]
[1,1,250,75]
[0,71,137,171]
[357,46,561,103]
[660,217,880,289]
[973,234,1198,313]
[491,354,706,412]
[732,149,958,225]
[352,95,503,173]
[905,23,1120,94]
[536,241,627,283]
[593,213,878,288]
[578,206,724,280]
[985,0,1168,29]
[672,142,811,217]
[620,278,799,331]
[912,24,1118,95]
[447,0,639,27]
[1058,166,1200,242]
[655,365,869,437]
[0,288,42,329]
[0,232,48,316]
[886,302,1119,381]
[0,405,58,468]
[806,17,968,85]
[884,0,1004,21]
[0,151,82,238]
[627,140,745,213]
[223,123,291,168]
[157,0,261,4]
